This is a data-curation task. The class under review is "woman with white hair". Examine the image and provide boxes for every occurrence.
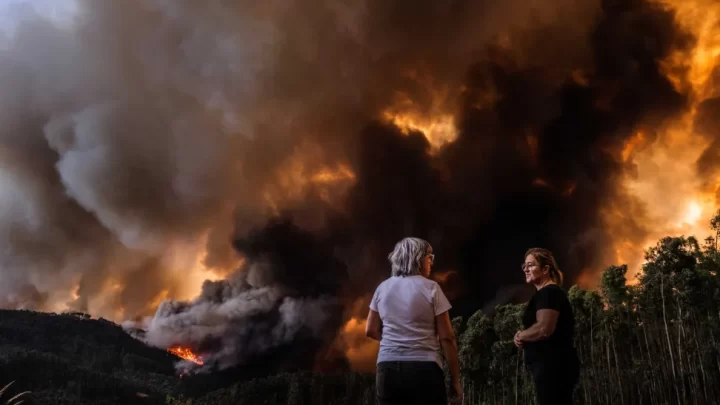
[365,237,462,405]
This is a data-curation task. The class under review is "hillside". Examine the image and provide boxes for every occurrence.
[0,310,181,405]
[0,309,372,405]
[2,229,720,405]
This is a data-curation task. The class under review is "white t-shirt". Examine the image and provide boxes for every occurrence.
[369,275,452,367]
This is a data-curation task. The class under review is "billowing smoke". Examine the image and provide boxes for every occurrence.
[145,219,347,373]
[0,0,713,373]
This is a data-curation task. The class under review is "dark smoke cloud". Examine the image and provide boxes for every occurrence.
[146,219,346,372]
[695,97,720,186]
[0,0,700,372]
[327,0,692,316]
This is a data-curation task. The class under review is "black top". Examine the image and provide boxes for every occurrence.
[522,284,576,365]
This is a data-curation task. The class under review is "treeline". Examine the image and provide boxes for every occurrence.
[0,310,179,404]
[453,234,720,405]
[174,216,720,405]
[6,218,720,404]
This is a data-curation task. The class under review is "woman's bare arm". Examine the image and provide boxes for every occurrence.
[436,311,460,385]
[519,309,559,342]
[365,309,382,340]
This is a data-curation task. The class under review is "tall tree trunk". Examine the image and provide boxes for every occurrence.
[611,332,624,405]
[677,298,687,404]
[690,312,707,404]
[661,275,681,405]
[515,350,520,405]
[642,321,656,405]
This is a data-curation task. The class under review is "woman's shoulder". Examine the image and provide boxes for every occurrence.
[541,283,565,291]
[383,275,440,290]
[536,283,568,298]
[410,275,441,287]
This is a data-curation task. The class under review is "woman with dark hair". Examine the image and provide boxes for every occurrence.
[365,237,462,405]
[514,247,579,405]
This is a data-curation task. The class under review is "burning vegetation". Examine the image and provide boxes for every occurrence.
[167,346,203,366]
[0,0,719,380]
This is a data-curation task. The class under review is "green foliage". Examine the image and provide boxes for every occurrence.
[0,310,179,404]
[451,234,720,405]
[600,265,628,307]
[167,217,720,405]
[9,216,720,405]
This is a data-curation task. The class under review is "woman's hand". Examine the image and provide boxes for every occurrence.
[450,380,464,404]
[514,331,524,349]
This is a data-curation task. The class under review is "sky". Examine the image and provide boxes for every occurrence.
[0,0,76,34]
[0,0,717,374]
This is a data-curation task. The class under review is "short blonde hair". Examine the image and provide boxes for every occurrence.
[388,237,431,277]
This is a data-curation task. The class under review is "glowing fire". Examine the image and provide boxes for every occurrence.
[603,0,720,282]
[659,0,720,99]
[383,111,458,151]
[621,131,647,163]
[339,316,378,373]
[167,346,204,365]
[381,73,461,152]
[262,142,357,213]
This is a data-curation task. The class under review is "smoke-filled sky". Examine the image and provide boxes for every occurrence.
[0,0,718,372]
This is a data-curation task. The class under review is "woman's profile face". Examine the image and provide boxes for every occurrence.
[522,254,546,284]
[422,246,434,277]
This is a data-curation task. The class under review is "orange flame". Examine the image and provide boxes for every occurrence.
[340,316,379,373]
[262,141,357,213]
[383,111,458,151]
[659,0,720,100]
[381,74,462,153]
[621,131,646,163]
[167,345,204,365]
[598,0,720,283]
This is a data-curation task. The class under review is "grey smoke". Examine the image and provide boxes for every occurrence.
[480,284,530,315]
[0,0,605,370]
[145,247,342,372]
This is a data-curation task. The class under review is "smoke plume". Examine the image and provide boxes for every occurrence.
[0,0,715,372]
[145,219,347,373]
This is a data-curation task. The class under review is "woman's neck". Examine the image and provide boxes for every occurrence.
[534,278,554,290]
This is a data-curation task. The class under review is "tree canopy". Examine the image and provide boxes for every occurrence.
[7,212,720,404]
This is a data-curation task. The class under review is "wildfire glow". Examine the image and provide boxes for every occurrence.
[603,0,720,283]
[381,75,461,153]
[621,131,647,163]
[682,200,704,226]
[611,124,717,279]
[531,177,575,197]
[659,0,720,99]
[383,111,458,151]
[182,243,242,302]
[311,165,356,185]
[262,143,357,213]
[167,346,203,365]
[340,316,378,373]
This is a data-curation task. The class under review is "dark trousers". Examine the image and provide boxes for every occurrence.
[528,357,580,405]
[376,361,447,405]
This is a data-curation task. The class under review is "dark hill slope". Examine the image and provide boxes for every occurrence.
[0,310,181,405]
